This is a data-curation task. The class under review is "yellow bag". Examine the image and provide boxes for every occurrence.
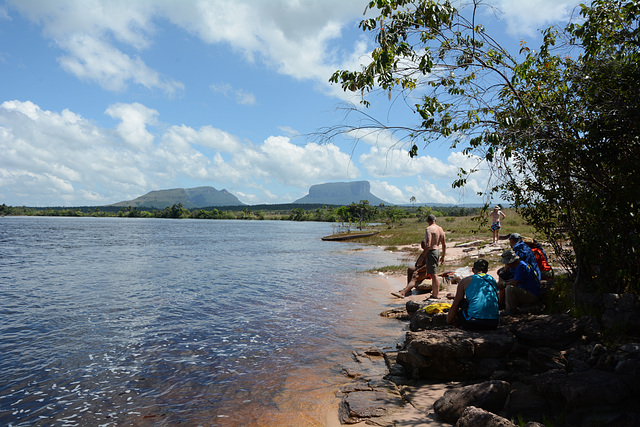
[422,303,452,314]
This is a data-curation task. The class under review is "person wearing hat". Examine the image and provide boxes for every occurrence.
[497,249,541,315]
[446,258,499,330]
[490,205,506,244]
[498,233,541,283]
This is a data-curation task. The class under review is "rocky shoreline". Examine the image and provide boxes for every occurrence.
[336,242,640,426]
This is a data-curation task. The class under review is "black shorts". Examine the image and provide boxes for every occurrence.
[459,311,499,330]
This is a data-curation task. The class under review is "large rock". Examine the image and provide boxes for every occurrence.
[528,346,567,373]
[506,382,556,422]
[560,370,631,407]
[511,314,582,349]
[456,406,517,427]
[433,380,510,423]
[396,327,515,380]
[409,310,447,331]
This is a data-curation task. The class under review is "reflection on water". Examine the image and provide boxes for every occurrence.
[0,217,403,425]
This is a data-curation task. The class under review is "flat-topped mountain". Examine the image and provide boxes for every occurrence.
[111,186,244,209]
[293,181,388,205]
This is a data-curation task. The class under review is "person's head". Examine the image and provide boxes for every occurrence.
[493,205,500,211]
[500,249,520,267]
[508,233,522,247]
[427,214,436,224]
[473,258,489,273]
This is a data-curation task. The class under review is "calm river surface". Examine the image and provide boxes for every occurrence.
[0,217,404,426]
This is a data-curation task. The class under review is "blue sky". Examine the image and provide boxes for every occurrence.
[0,0,580,207]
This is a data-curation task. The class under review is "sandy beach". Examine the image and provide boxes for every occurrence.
[332,240,509,426]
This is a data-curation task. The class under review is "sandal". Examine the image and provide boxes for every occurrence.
[390,291,405,298]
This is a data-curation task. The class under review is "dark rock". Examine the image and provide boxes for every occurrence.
[380,307,410,320]
[405,299,425,315]
[506,382,554,422]
[560,370,631,408]
[576,315,602,343]
[433,380,510,424]
[528,347,567,373]
[397,327,515,380]
[619,293,637,311]
[456,406,517,427]
[602,293,618,309]
[409,310,447,331]
[511,314,581,349]
[616,359,640,393]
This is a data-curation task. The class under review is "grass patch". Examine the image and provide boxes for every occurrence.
[360,210,540,247]
[367,265,407,274]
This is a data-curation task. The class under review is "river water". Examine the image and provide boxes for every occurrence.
[0,217,405,426]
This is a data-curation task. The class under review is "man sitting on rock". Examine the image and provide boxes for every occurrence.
[498,233,541,282]
[497,249,541,315]
[446,259,499,330]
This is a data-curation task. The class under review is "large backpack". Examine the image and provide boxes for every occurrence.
[526,242,552,272]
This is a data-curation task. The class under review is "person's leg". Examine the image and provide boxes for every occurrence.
[425,250,440,298]
[505,285,539,312]
[431,273,440,298]
[406,266,417,286]
[398,266,426,296]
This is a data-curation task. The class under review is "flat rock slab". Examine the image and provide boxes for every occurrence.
[397,327,515,380]
[338,381,404,424]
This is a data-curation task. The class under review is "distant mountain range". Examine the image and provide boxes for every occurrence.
[110,181,389,209]
[293,181,389,205]
[111,186,244,209]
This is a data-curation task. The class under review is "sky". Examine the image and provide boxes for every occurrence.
[0,0,581,207]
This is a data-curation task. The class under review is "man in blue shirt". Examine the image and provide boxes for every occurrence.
[497,233,541,283]
[447,258,499,330]
[497,249,541,315]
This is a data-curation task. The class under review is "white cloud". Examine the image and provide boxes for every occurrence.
[404,177,458,205]
[0,100,365,205]
[57,34,183,95]
[7,0,366,98]
[360,146,458,179]
[490,0,578,36]
[105,102,158,148]
[238,136,358,188]
[369,180,405,205]
[210,83,256,106]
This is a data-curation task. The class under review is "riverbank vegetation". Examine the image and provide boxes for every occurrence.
[0,201,481,223]
[327,0,639,296]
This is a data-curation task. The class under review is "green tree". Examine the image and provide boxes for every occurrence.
[329,0,640,295]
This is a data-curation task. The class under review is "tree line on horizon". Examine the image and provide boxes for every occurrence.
[0,201,479,223]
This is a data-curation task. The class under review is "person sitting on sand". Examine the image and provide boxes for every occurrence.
[497,249,540,315]
[392,215,446,299]
[490,205,506,244]
[403,241,428,294]
[446,259,499,330]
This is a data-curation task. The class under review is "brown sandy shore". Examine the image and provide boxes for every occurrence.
[327,241,508,426]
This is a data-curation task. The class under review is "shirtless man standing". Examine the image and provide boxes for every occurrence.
[393,214,446,299]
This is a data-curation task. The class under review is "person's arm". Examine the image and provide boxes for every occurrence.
[447,277,469,325]
[440,232,446,264]
[500,211,506,221]
[416,249,427,267]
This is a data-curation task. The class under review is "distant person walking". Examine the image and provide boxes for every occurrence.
[490,205,506,244]
[392,215,446,299]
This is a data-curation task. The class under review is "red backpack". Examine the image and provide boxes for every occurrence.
[526,242,552,272]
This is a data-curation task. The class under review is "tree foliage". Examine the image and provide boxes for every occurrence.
[330,0,640,294]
